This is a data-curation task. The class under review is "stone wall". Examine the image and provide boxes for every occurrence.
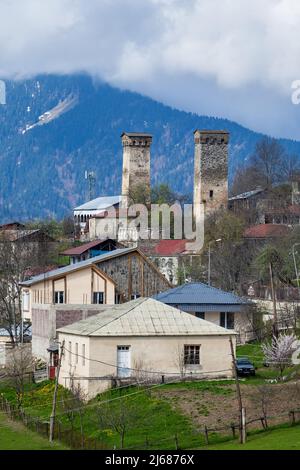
[121,133,152,207]
[194,130,229,220]
[96,251,171,300]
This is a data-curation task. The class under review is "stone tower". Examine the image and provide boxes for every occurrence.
[193,130,229,222]
[121,132,152,207]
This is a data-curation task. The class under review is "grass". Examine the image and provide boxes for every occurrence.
[236,342,264,368]
[0,381,203,449]
[0,413,67,450]
[204,424,300,450]
[1,374,299,450]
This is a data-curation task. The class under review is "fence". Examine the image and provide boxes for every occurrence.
[0,394,300,450]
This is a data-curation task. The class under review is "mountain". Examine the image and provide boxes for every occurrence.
[0,74,300,222]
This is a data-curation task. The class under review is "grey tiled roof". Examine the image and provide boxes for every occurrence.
[154,283,251,310]
[57,298,235,337]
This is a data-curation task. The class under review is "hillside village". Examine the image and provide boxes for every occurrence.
[1,127,300,450]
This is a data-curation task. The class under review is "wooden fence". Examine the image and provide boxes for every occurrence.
[0,395,300,450]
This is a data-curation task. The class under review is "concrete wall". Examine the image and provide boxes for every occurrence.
[181,310,254,344]
[58,333,235,398]
[31,304,112,362]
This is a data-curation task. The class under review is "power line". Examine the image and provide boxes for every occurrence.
[63,345,232,377]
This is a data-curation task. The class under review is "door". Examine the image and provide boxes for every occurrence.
[117,346,131,378]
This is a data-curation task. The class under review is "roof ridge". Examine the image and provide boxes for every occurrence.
[84,298,148,335]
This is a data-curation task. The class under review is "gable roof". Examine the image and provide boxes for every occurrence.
[153,239,188,256]
[74,195,121,212]
[121,132,152,138]
[154,283,250,310]
[57,298,235,337]
[20,247,136,286]
[244,224,290,239]
[60,239,118,256]
[20,247,171,288]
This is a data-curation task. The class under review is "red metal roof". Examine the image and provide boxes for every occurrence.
[154,239,188,255]
[61,239,107,256]
[244,224,290,239]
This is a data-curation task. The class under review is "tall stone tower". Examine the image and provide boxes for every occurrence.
[193,130,229,222]
[121,132,152,207]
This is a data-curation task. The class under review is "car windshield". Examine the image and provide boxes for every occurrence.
[237,358,251,365]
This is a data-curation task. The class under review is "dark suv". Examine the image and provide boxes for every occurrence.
[236,357,256,376]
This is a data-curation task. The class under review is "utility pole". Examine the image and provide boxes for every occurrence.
[269,262,278,337]
[229,337,246,444]
[49,340,65,443]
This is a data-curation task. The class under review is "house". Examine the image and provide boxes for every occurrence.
[243,224,290,242]
[74,195,122,239]
[229,183,300,226]
[60,239,124,264]
[139,239,190,285]
[57,298,236,398]
[20,247,172,360]
[0,222,26,231]
[154,283,253,343]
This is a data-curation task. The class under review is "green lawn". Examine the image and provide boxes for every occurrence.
[204,425,300,450]
[0,413,67,450]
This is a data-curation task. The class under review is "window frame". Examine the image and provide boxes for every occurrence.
[54,291,65,304]
[184,345,200,366]
[93,291,105,305]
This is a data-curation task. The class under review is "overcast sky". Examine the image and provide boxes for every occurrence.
[1,0,300,139]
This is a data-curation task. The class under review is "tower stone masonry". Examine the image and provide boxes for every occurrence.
[121,132,152,208]
[193,130,229,220]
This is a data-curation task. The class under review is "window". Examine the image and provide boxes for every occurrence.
[22,291,30,311]
[220,312,235,329]
[75,343,78,364]
[93,292,104,304]
[131,294,141,300]
[184,345,200,365]
[195,312,205,320]
[209,190,214,199]
[54,291,64,304]
[68,342,72,366]
[82,344,86,366]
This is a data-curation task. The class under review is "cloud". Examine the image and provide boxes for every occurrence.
[1,0,300,138]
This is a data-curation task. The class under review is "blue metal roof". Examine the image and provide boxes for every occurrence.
[154,283,251,312]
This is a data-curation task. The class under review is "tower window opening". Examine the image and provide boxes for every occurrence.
[209,190,214,199]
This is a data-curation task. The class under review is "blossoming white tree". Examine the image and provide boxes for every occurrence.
[262,334,298,380]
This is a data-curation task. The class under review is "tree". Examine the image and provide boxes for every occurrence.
[5,345,34,409]
[231,165,266,196]
[151,184,177,205]
[61,379,87,448]
[0,239,39,344]
[251,137,286,187]
[251,385,274,428]
[97,397,137,449]
[262,333,297,380]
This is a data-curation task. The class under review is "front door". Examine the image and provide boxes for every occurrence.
[117,346,131,378]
